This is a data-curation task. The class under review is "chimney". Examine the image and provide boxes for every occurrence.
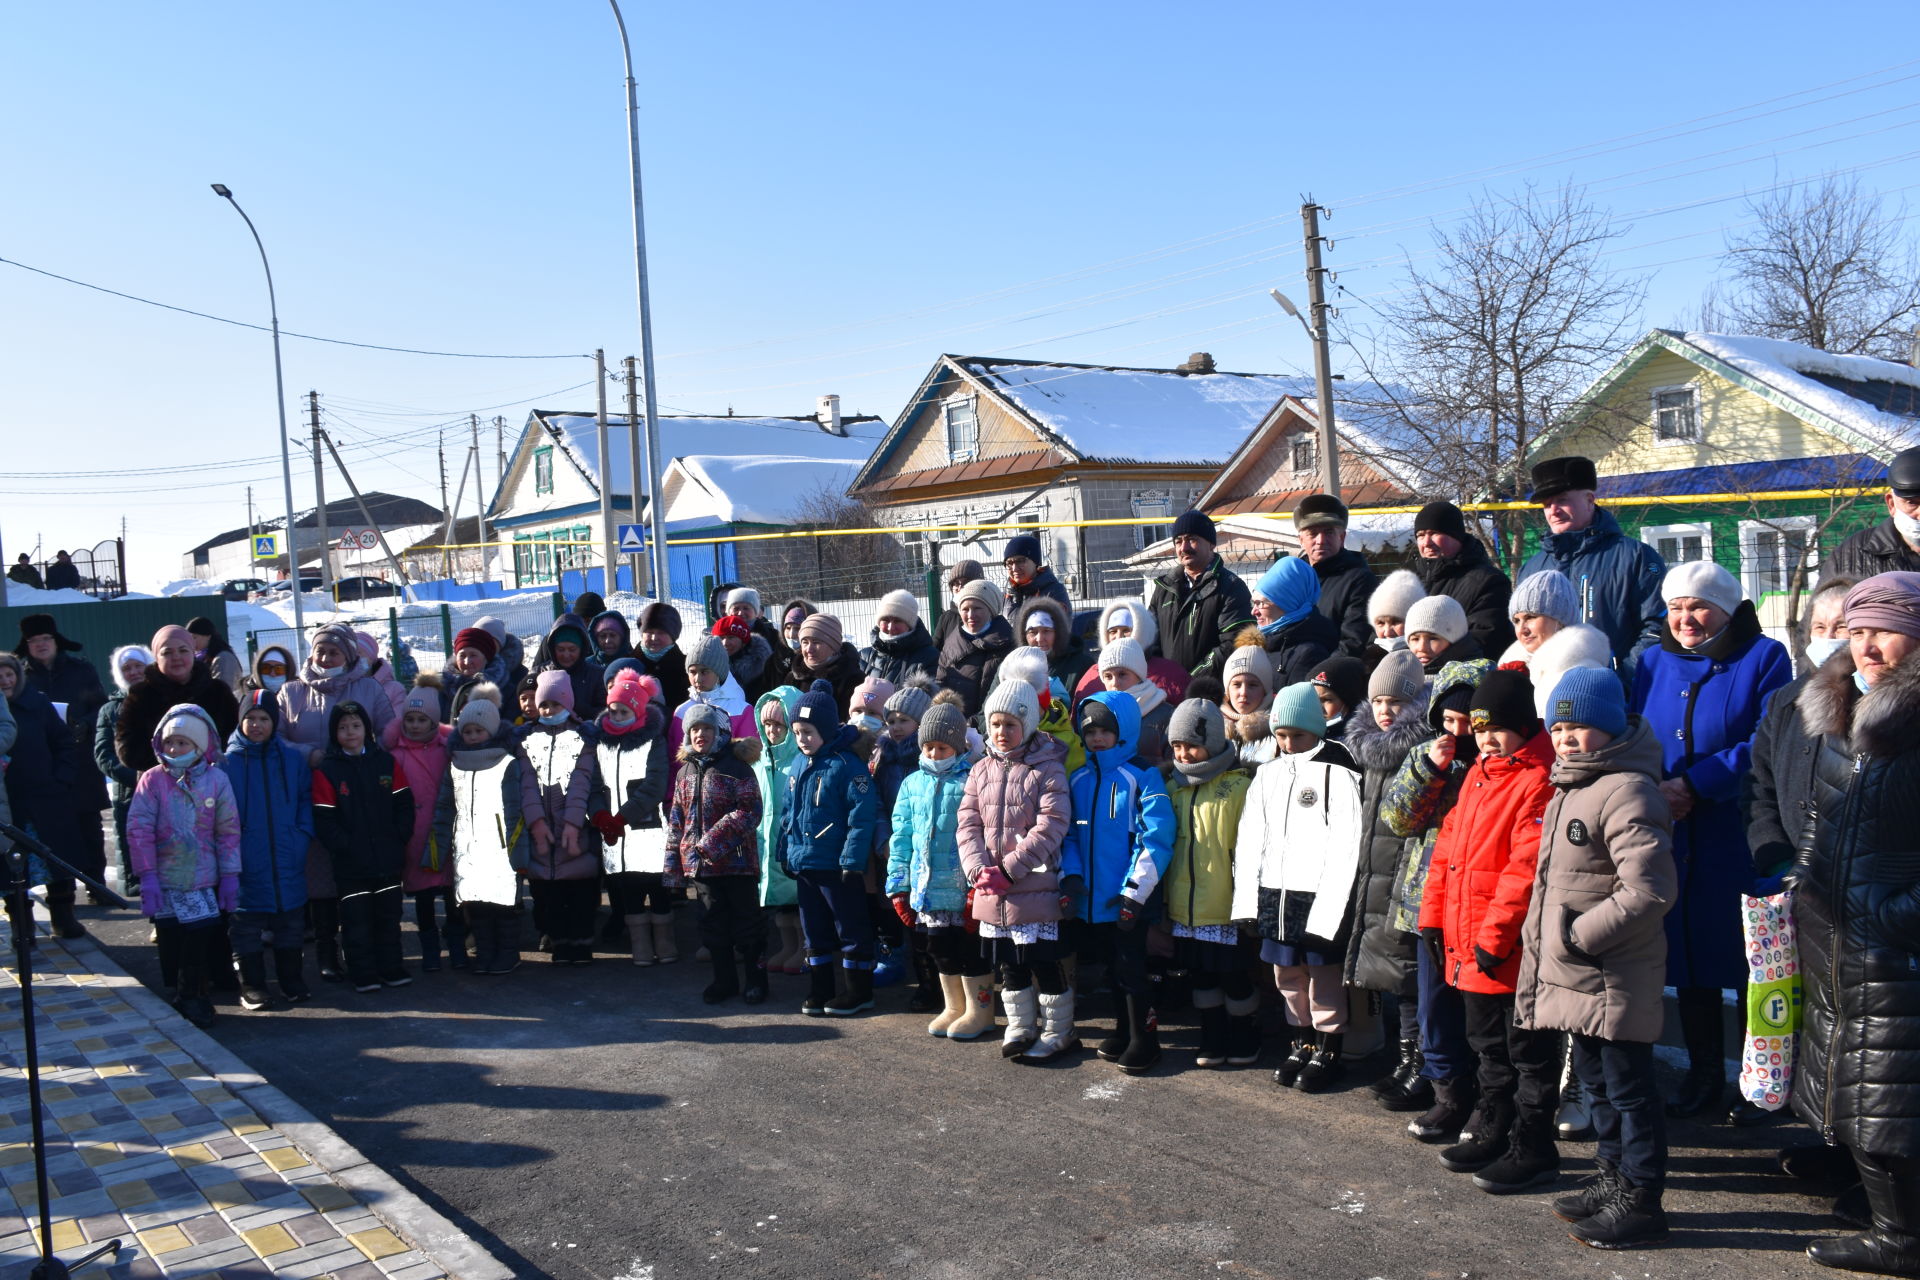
[817,394,845,436]
[1176,352,1216,375]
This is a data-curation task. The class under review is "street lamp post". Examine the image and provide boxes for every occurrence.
[607,0,671,602]
[1268,287,1342,498]
[212,184,305,656]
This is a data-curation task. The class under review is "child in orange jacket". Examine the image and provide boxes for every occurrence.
[1416,668,1560,1195]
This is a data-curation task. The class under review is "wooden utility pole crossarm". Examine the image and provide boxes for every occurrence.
[1302,201,1342,499]
[316,427,415,601]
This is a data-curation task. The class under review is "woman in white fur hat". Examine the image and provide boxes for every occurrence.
[1495,569,1615,722]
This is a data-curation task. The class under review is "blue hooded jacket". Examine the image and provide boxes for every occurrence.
[1516,507,1666,683]
[221,726,314,914]
[885,753,975,913]
[776,723,879,875]
[1061,691,1176,923]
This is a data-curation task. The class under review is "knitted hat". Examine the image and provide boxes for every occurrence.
[724,587,761,613]
[1368,569,1425,622]
[1842,571,1920,640]
[999,646,1051,696]
[946,559,984,589]
[186,615,219,640]
[1170,510,1217,544]
[884,675,935,723]
[1470,669,1539,736]
[983,679,1040,742]
[1662,560,1743,617]
[875,589,920,627]
[1414,501,1469,544]
[238,688,280,731]
[1167,698,1227,754]
[548,623,587,653]
[1291,493,1349,530]
[517,672,541,695]
[1004,533,1044,565]
[1310,655,1368,712]
[1222,642,1275,697]
[453,627,499,662]
[684,633,729,678]
[1547,667,1626,737]
[1269,682,1327,737]
[851,675,896,718]
[400,684,439,720]
[571,592,607,623]
[607,671,658,719]
[682,701,730,738]
[158,706,211,756]
[1529,455,1599,502]
[637,602,683,641]
[1368,648,1425,703]
[798,613,844,651]
[1098,637,1149,683]
[601,657,641,687]
[534,669,575,712]
[474,616,509,646]
[711,615,750,643]
[792,679,842,735]
[455,687,502,738]
[1075,696,1120,739]
[955,579,1004,617]
[1405,594,1469,644]
[1509,569,1580,627]
[918,693,969,752]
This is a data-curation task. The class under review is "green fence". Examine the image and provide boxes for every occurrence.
[0,598,224,670]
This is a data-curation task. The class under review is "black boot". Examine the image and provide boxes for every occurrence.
[46,892,86,940]
[802,959,836,1016]
[1271,1032,1314,1087]
[1554,1158,1625,1223]
[703,947,741,1004]
[1807,1151,1920,1277]
[1472,1112,1562,1194]
[826,965,875,1016]
[316,937,345,983]
[273,949,312,1003]
[1375,1037,1433,1112]
[906,944,940,1014]
[1371,1035,1420,1099]
[1410,1077,1478,1143]
[1096,994,1133,1063]
[174,949,216,1029]
[740,950,768,1006]
[236,953,272,1012]
[1668,987,1726,1118]
[1116,995,1161,1076]
[1294,1032,1346,1092]
[1570,1177,1670,1250]
[416,906,443,974]
[1440,1095,1515,1172]
[1193,1001,1230,1069]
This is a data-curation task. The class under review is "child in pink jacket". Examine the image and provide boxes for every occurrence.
[383,679,461,970]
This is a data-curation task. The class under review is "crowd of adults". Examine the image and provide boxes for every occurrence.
[5,445,1920,1271]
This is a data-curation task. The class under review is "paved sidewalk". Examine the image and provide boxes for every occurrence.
[0,918,509,1280]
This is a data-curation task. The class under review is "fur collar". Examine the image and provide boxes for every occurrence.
[1800,648,1920,757]
[1345,702,1433,772]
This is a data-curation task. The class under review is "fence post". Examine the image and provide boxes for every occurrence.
[246,631,258,662]
[439,604,453,656]
[387,608,402,666]
[923,565,940,626]
[701,575,715,624]
[552,591,565,620]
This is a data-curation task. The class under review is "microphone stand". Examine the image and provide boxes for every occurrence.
[0,820,126,1278]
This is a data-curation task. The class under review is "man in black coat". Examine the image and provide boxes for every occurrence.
[15,613,109,895]
[1828,447,1920,582]
[1292,494,1378,657]
[1146,511,1255,680]
[1409,501,1514,655]
[44,552,82,592]
[1001,534,1072,619]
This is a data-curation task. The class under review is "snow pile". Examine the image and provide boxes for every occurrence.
[0,583,108,608]
[1682,332,1920,451]
[155,579,221,598]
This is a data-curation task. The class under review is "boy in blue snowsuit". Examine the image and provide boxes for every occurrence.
[1062,690,1176,1074]
[222,690,315,1008]
[777,680,880,1018]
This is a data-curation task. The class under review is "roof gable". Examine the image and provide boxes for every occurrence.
[1197,392,1423,514]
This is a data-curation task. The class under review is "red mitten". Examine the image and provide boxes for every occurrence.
[216,877,238,914]
[974,866,1013,896]
[890,894,916,928]
[589,811,625,843]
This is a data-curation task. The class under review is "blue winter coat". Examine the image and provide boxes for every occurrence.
[1628,605,1793,988]
[1061,691,1177,923]
[776,725,879,875]
[885,757,974,913]
[221,729,314,915]
[1517,507,1667,683]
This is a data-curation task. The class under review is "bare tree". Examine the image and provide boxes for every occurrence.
[1343,183,1646,569]
[748,484,911,603]
[1717,176,1920,358]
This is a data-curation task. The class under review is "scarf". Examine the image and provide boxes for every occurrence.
[1130,679,1167,718]
[1173,744,1239,786]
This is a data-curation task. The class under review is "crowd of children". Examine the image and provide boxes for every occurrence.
[114,575,1702,1254]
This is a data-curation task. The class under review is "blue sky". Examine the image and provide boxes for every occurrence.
[6,1,1919,586]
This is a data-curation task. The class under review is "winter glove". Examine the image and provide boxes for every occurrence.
[973,866,1013,896]
[1114,897,1141,932]
[589,810,625,843]
[1058,874,1085,920]
[1473,945,1505,978]
[1560,911,1595,962]
[140,882,164,919]
[1420,926,1445,969]
[890,894,916,928]
[1746,873,1787,899]
[216,876,238,915]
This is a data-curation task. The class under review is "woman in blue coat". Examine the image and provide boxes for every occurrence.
[1628,561,1792,1119]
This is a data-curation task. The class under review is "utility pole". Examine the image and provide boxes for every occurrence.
[246,486,254,562]
[317,427,415,601]
[595,350,616,596]
[625,356,646,594]
[1302,201,1342,499]
[309,390,334,591]
[470,413,486,552]
[493,415,507,581]
[437,430,451,579]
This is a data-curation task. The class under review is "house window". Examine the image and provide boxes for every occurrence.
[1131,489,1176,552]
[534,446,555,495]
[1290,432,1317,474]
[943,396,979,463]
[1741,517,1818,598]
[1651,385,1699,445]
[1642,522,1712,566]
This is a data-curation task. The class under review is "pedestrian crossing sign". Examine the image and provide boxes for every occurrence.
[250,533,280,561]
[617,524,647,554]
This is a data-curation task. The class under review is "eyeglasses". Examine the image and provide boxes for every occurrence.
[257,660,288,677]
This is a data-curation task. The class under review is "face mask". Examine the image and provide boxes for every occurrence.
[1802,636,1845,669]
[261,673,287,692]
[538,710,570,727]
[162,747,198,772]
[641,642,673,662]
[1374,634,1407,652]
[925,753,965,775]
[854,713,884,735]
[1853,670,1873,695]
[1895,509,1920,544]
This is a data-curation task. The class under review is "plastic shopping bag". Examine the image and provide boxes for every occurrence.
[1740,890,1801,1111]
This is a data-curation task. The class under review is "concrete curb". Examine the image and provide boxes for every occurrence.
[51,929,514,1280]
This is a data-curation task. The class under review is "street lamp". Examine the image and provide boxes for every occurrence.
[212,184,304,655]
[1269,287,1341,497]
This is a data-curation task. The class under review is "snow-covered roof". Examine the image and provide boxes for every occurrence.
[1674,332,1920,452]
[667,455,866,527]
[954,357,1315,465]
[535,412,885,500]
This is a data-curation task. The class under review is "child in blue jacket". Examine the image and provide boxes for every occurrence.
[1063,689,1177,1075]
[777,680,879,1017]
[222,691,315,1009]
[885,691,992,1041]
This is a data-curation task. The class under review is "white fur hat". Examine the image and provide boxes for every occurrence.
[1368,569,1425,623]
[998,646,1051,695]
[1662,560,1743,617]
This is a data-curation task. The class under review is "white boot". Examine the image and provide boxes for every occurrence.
[651,912,679,964]
[947,972,997,1041]
[1557,1037,1594,1140]
[999,985,1039,1059]
[1017,990,1081,1065]
[927,972,966,1037]
[626,914,655,967]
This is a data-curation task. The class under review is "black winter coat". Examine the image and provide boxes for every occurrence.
[1343,703,1434,996]
[1258,608,1342,688]
[115,663,240,773]
[1014,597,1092,688]
[1309,548,1380,657]
[936,618,1014,718]
[1004,567,1071,619]
[1826,518,1920,583]
[2,685,84,853]
[1791,650,1920,1156]
[1146,556,1255,680]
[1412,539,1514,655]
[859,623,940,686]
[729,633,778,703]
[20,651,107,809]
[1743,673,1818,880]
[311,743,414,886]
[787,642,866,718]
[633,648,691,716]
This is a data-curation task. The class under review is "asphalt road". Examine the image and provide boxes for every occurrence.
[76,900,1839,1280]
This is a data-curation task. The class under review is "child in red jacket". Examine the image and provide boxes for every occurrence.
[1416,668,1559,1194]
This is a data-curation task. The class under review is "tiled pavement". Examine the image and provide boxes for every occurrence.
[0,920,508,1280]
